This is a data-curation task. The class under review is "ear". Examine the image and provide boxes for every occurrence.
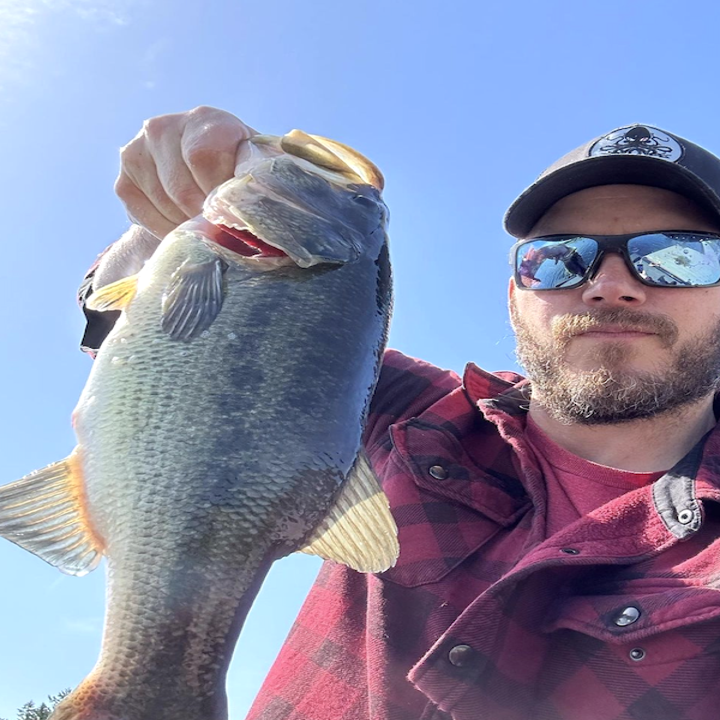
[507,276,516,304]
[507,277,518,331]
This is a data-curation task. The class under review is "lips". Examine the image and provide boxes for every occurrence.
[576,324,655,336]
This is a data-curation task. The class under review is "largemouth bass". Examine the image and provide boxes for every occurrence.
[0,131,396,720]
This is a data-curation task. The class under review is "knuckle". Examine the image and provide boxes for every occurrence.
[189,104,218,117]
[183,143,221,166]
[118,138,137,159]
[113,173,136,199]
[188,105,253,137]
[118,139,146,171]
[142,114,175,142]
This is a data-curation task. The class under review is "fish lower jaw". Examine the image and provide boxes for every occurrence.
[215,245,295,270]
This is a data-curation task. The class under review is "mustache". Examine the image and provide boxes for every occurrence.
[552,308,679,347]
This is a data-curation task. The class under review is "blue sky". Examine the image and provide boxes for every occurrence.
[1,0,720,716]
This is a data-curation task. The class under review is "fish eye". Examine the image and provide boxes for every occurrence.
[352,194,375,207]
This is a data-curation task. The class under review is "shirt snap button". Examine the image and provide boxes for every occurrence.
[629,647,646,661]
[614,606,641,627]
[448,644,474,667]
[677,509,694,524]
[428,465,448,481]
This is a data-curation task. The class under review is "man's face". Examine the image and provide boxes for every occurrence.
[508,184,720,425]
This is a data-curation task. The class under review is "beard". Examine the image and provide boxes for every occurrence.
[509,300,720,425]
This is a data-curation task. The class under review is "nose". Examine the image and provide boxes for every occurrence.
[581,253,647,307]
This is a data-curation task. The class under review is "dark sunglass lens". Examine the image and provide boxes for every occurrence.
[515,238,597,289]
[628,233,720,286]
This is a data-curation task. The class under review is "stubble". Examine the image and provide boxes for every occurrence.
[509,300,720,425]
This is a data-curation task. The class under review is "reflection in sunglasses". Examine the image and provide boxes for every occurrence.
[516,233,720,290]
[636,243,720,286]
[518,243,589,288]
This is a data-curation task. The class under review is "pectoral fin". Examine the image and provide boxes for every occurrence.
[85,274,139,312]
[161,257,228,341]
[299,451,398,573]
[0,449,104,576]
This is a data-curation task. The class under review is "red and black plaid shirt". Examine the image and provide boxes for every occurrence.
[247,349,720,720]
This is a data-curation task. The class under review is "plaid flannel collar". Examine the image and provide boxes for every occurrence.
[462,362,532,421]
[461,361,720,539]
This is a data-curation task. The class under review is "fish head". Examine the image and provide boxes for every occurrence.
[202,130,388,268]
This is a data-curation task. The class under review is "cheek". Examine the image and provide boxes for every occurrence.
[654,290,720,338]
[510,291,575,332]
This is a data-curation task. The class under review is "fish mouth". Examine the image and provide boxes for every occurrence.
[203,184,314,267]
[209,222,288,260]
[185,213,290,263]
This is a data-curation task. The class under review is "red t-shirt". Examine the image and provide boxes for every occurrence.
[525,415,666,537]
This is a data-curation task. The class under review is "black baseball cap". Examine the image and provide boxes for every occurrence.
[504,124,720,238]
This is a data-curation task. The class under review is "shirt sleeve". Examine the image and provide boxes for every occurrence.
[77,245,121,358]
[78,225,162,357]
[363,349,463,458]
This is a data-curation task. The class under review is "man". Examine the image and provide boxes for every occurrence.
[85,111,720,719]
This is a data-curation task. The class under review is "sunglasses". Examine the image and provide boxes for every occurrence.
[512,230,720,290]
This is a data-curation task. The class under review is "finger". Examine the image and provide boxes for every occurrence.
[114,173,179,239]
[139,112,207,218]
[180,107,259,195]
[119,139,189,228]
[154,144,206,218]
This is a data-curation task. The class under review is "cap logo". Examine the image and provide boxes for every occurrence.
[589,125,683,162]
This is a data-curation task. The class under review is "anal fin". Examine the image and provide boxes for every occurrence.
[299,450,398,573]
[0,449,104,576]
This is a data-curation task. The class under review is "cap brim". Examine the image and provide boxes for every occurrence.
[503,155,720,238]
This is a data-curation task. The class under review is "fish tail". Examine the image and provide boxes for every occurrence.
[49,678,112,720]
[49,674,229,720]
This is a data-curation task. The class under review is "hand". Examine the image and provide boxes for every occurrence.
[92,225,161,291]
[115,106,258,238]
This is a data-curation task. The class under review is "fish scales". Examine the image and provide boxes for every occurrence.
[74,222,388,715]
[0,132,395,720]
